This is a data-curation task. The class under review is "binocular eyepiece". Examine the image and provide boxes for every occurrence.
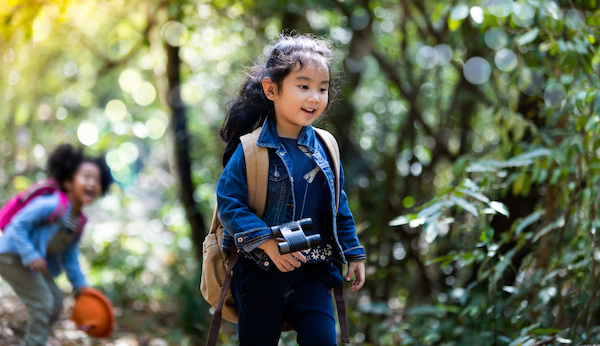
[270,218,321,254]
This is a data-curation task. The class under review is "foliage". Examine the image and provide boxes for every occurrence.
[1,0,600,345]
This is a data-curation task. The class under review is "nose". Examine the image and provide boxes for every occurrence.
[307,90,320,104]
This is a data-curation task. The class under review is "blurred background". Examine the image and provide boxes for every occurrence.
[1,0,600,345]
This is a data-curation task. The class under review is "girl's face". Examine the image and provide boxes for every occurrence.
[65,161,102,208]
[263,60,330,138]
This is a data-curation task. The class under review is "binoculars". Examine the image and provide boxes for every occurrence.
[270,218,321,254]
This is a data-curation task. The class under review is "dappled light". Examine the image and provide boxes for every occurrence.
[463,56,492,85]
[0,0,600,345]
[77,122,99,146]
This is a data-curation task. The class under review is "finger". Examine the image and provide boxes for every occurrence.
[346,269,354,281]
[351,275,365,291]
[279,260,295,272]
[351,279,364,291]
[287,256,302,268]
[291,251,307,263]
[277,262,290,272]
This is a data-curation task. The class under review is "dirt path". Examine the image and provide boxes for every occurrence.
[0,285,169,346]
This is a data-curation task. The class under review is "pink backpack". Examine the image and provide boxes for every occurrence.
[0,179,86,233]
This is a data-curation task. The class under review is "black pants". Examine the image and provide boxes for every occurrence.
[232,257,343,346]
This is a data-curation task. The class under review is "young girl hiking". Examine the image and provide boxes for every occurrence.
[217,34,366,345]
[0,143,112,345]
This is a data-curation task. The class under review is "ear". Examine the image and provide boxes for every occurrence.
[262,77,278,101]
[63,179,74,192]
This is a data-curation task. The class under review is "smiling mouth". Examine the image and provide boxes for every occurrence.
[302,108,316,114]
[84,189,97,199]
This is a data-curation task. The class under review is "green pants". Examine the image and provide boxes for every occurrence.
[0,253,63,346]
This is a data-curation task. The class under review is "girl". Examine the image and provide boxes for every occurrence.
[0,143,112,346]
[217,34,366,345]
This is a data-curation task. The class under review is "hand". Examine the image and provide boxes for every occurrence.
[258,239,307,272]
[75,286,90,297]
[346,261,365,291]
[28,258,48,273]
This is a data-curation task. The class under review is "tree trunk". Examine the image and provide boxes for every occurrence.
[165,42,206,260]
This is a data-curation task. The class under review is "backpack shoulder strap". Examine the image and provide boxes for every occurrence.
[49,191,69,223]
[314,127,351,344]
[49,190,87,234]
[211,126,267,237]
[314,127,341,212]
[207,128,268,345]
[240,127,268,218]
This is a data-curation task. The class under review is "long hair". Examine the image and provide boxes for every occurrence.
[47,143,113,195]
[220,34,336,166]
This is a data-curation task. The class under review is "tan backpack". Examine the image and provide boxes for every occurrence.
[201,126,348,345]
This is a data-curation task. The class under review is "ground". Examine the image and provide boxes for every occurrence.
[0,284,171,346]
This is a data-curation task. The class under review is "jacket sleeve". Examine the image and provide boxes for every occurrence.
[6,195,56,266]
[336,164,366,262]
[61,240,88,290]
[216,144,272,253]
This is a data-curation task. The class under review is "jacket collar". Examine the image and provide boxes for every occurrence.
[256,117,318,152]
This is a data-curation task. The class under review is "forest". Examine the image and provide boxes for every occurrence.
[1,0,600,345]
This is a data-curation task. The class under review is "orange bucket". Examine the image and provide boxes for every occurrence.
[70,287,115,338]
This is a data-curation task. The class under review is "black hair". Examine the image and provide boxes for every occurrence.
[220,33,336,166]
[47,143,113,195]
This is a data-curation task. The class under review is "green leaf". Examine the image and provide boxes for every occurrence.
[539,40,554,52]
[417,201,446,219]
[530,328,562,334]
[515,210,545,236]
[585,14,600,26]
[509,336,534,346]
[505,148,552,167]
[459,188,491,204]
[451,196,478,216]
[513,173,525,195]
[516,28,539,46]
[576,90,587,108]
[490,201,509,217]
[533,216,565,242]
[480,228,494,244]
[426,253,460,266]
[585,115,600,132]
[466,160,503,172]
[389,215,411,227]
[405,305,440,316]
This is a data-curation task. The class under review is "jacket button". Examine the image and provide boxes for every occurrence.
[264,261,270,266]
[237,237,243,243]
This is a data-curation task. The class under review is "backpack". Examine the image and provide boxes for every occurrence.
[201,126,349,345]
[0,179,86,233]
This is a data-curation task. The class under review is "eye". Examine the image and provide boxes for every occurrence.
[320,88,328,93]
[299,85,309,90]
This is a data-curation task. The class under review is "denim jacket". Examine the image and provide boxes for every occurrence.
[217,118,366,270]
[0,193,88,289]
